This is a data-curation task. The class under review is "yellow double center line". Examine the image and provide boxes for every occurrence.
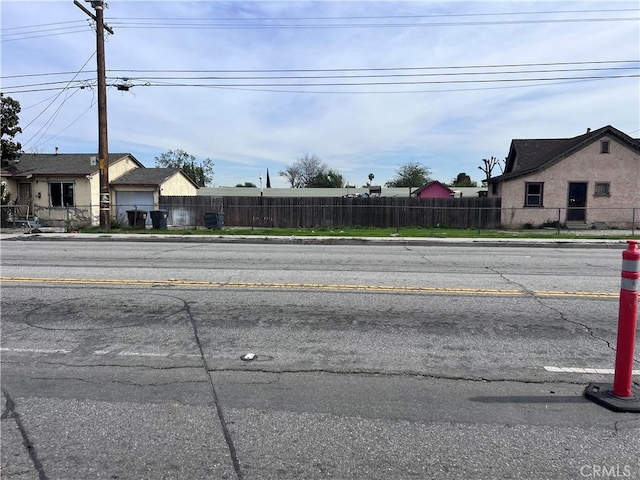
[0,276,618,298]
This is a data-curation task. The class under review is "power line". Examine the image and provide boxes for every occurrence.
[105,8,639,21]
[123,73,640,88]
[107,17,637,30]
[101,67,639,82]
[5,65,639,90]
[1,28,93,43]
[21,52,96,146]
[5,72,637,94]
[4,60,637,80]
[0,20,87,31]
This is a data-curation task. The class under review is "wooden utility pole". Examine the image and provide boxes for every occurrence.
[75,0,113,230]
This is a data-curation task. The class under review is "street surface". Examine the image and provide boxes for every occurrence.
[1,236,639,479]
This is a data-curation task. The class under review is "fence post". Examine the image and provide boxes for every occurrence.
[633,208,636,236]
[556,208,561,235]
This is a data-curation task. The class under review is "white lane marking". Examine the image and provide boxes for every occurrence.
[117,351,170,357]
[1,347,200,358]
[0,347,71,354]
[544,366,640,375]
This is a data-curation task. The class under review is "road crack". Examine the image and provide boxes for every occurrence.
[207,366,589,386]
[484,266,633,360]
[1,389,48,480]
[179,298,244,480]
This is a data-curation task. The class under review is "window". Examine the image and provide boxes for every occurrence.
[594,182,610,197]
[525,182,543,207]
[50,182,74,207]
[600,140,610,154]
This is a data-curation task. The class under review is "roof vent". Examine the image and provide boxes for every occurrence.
[586,128,591,134]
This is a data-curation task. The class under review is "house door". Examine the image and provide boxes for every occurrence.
[18,183,33,213]
[567,182,587,221]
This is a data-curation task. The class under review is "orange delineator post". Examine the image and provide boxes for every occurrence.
[612,240,640,398]
[584,240,640,412]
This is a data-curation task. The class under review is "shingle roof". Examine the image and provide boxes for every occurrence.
[490,125,640,183]
[110,168,182,186]
[4,153,140,177]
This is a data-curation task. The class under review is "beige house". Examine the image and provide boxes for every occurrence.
[1,152,198,228]
[489,125,640,228]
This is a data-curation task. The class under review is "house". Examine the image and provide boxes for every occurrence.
[412,181,455,198]
[111,168,199,225]
[488,125,640,228]
[1,152,198,228]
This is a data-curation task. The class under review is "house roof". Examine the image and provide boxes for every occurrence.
[3,153,142,177]
[412,181,454,196]
[111,168,199,188]
[490,125,640,183]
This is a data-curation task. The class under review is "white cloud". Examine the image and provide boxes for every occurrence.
[2,1,638,187]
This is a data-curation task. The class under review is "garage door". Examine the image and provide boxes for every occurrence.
[114,191,154,226]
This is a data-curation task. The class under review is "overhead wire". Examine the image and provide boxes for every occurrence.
[104,8,639,21]
[3,60,638,80]
[21,52,96,149]
[107,17,637,29]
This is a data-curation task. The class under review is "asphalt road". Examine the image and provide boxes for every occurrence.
[1,237,639,479]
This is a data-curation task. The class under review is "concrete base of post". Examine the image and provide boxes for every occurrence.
[584,383,640,413]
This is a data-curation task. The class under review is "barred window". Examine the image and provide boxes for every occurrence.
[594,182,610,197]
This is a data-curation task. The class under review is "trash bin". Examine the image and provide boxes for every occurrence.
[126,210,147,228]
[204,212,224,229]
[150,210,168,230]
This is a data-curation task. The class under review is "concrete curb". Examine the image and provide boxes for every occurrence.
[0,231,634,248]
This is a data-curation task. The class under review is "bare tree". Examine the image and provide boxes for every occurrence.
[478,156,506,186]
[279,154,329,188]
[279,164,303,188]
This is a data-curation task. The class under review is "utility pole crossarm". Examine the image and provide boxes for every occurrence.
[73,0,114,34]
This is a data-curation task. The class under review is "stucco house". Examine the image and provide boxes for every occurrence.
[111,168,199,225]
[1,152,198,228]
[488,125,640,228]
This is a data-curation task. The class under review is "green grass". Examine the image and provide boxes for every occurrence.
[76,225,637,240]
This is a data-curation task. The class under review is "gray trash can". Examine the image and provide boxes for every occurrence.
[204,212,224,229]
[150,210,168,230]
[126,210,147,228]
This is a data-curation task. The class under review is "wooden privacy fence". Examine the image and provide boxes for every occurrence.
[160,196,502,229]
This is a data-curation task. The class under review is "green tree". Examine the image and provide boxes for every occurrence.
[1,182,12,227]
[363,172,375,187]
[1,94,22,167]
[385,161,432,188]
[154,149,214,187]
[279,154,344,188]
[235,182,257,187]
[308,169,345,188]
[450,172,477,187]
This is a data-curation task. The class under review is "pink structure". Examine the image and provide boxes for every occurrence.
[412,181,455,199]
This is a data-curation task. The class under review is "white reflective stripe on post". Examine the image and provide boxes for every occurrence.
[622,259,640,273]
[621,277,639,291]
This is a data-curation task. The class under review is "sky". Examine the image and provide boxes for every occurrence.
[1,1,639,189]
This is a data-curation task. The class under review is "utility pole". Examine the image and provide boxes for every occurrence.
[75,0,114,230]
